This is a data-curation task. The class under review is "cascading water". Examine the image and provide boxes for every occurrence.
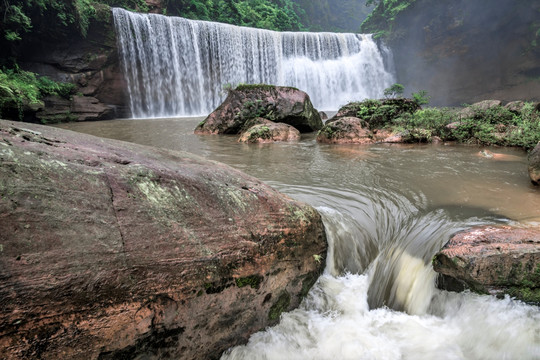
[112,8,395,118]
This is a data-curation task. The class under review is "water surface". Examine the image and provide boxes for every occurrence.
[56,118,540,359]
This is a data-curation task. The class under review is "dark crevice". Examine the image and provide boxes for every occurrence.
[104,171,127,259]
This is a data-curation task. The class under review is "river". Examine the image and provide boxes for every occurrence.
[56,117,540,359]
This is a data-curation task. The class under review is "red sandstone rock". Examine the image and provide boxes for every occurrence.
[195,85,322,135]
[238,118,300,143]
[0,120,327,359]
[316,117,374,144]
[433,225,540,303]
[373,128,406,143]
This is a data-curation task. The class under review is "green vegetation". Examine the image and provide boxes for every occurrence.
[361,0,417,39]
[337,98,540,150]
[164,0,305,31]
[292,0,374,33]
[268,290,290,321]
[0,67,75,120]
[235,275,264,289]
[389,103,540,149]
[166,0,374,33]
[383,83,405,98]
[346,97,420,129]
[245,124,273,142]
[411,90,430,105]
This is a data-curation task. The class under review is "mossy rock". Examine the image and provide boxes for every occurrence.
[195,85,323,135]
[331,98,420,130]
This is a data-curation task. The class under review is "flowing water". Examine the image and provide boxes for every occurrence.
[112,8,395,117]
[56,118,540,359]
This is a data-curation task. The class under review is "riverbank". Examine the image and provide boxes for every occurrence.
[320,99,540,151]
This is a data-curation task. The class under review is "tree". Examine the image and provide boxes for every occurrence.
[383,83,404,98]
[412,90,430,105]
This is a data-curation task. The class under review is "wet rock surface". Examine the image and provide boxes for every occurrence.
[238,118,301,143]
[195,85,323,135]
[529,142,540,185]
[317,117,374,144]
[0,119,327,359]
[433,225,540,303]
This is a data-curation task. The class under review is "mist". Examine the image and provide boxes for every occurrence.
[384,0,540,106]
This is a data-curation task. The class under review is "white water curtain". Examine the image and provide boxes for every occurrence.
[112,8,395,118]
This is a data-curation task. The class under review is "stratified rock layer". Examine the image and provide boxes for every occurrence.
[433,226,540,303]
[14,5,128,121]
[195,85,322,135]
[0,119,327,359]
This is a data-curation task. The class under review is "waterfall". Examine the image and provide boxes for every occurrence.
[112,8,395,118]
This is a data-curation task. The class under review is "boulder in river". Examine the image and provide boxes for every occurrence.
[433,225,540,304]
[195,84,323,135]
[0,119,327,359]
[330,98,420,129]
[529,141,540,185]
[238,118,300,143]
[317,116,374,144]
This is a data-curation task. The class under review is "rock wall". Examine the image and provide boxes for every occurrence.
[382,0,540,106]
[16,7,129,121]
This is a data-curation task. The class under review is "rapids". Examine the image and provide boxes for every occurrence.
[56,118,540,359]
[112,8,395,118]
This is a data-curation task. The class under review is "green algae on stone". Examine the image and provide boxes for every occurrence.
[235,275,264,289]
[268,291,291,321]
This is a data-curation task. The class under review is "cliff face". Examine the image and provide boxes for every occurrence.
[366,0,540,106]
[10,7,130,121]
[291,0,373,32]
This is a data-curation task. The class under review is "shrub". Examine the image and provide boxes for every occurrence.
[412,90,430,105]
[383,83,404,98]
[387,103,540,149]
[0,67,76,120]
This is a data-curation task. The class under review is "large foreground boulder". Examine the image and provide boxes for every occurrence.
[433,226,540,303]
[529,142,540,185]
[195,84,323,134]
[0,120,327,359]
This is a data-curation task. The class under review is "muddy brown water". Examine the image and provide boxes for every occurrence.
[55,117,540,359]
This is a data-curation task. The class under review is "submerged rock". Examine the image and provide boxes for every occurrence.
[195,84,323,135]
[238,118,300,143]
[529,142,540,185]
[0,120,327,359]
[433,226,540,304]
[316,116,374,144]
